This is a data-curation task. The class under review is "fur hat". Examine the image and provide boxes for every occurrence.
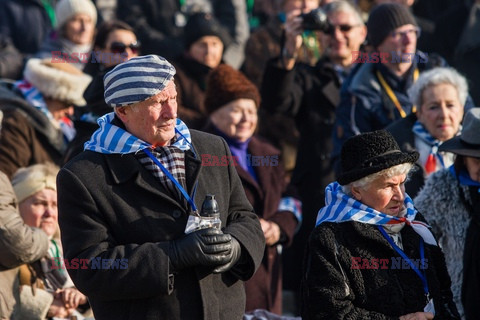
[184,12,232,49]
[55,0,97,29]
[367,3,417,48]
[24,58,92,106]
[337,130,419,185]
[439,108,480,158]
[11,163,59,203]
[204,64,260,114]
[103,54,176,107]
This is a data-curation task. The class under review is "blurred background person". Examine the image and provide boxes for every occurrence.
[12,163,90,319]
[63,19,140,163]
[261,1,366,312]
[414,108,480,320]
[387,67,468,197]
[0,169,49,320]
[36,0,98,70]
[171,12,231,130]
[203,64,301,315]
[0,59,91,178]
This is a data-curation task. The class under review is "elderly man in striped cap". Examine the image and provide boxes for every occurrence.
[56,54,265,320]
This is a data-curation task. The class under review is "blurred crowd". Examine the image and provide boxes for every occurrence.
[0,0,479,319]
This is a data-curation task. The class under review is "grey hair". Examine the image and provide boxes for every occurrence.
[323,0,365,25]
[342,162,414,195]
[408,67,469,108]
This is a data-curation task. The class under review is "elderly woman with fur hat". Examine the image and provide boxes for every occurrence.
[415,108,480,320]
[36,0,97,70]
[302,129,460,319]
[203,64,301,315]
[0,58,91,178]
[12,163,89,319]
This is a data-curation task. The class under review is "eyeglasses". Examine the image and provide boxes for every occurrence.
[326,24,360,35]
[390,27,421,41]
[109,41,141,54]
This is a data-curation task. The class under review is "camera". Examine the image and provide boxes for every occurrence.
[300,8,331,32]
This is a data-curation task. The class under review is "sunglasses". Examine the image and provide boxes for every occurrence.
[109,41,141,54]
[326,24,360,35]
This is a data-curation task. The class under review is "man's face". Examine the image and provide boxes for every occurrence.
[64,13,95,45]
[320,10,366,66]
[377,24,418,65]
[188,35,224,69]
[117,80,178,147]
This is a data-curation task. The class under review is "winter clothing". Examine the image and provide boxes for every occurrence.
[56,117,265,319]
[367,3,418,48]
[55,0,97,29]
[36,35,92,70]
[104,55,176,107]
[0,171,49,319]
[205,64,260,115]
[184,12,232,50]
[337,130,419,185]
[439,108,480,157]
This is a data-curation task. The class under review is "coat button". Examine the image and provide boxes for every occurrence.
[172,210,182,218]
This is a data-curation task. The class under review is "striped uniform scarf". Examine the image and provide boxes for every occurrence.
[84,112,192,203]
[316,182,437,246]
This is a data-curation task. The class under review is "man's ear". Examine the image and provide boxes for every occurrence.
[114,106,129,122]
[351,185,362,201]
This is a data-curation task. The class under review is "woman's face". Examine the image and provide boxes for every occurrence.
[464,156,480,183]
[351,173,407,216]
[64,13,95,45]
[101,29,139,68]
[188,35,224,68]
[19,189,58,237]
[417,83,464,141]
[209,99,258,142]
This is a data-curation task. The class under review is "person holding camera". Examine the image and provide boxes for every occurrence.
[261,1,366,312]
[56,54,265,320]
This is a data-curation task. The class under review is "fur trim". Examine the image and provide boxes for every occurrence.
[24,58,92,106]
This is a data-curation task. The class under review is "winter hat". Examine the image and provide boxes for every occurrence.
[12,163,59,203]
[204,64,261,114]
[367,3,417,48]
[184,12,232,49]
[439,108,480,158]
[103,54,176,107]
[24,58,92,106]
[55,0,98,29]
[337,130,419,185]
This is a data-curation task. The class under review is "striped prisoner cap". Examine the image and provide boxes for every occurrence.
[103,55,176,107]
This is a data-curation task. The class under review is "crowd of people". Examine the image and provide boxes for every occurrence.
[0,0,479,319]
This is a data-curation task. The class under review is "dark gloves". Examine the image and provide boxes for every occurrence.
[169,228,233,271]
[213,236,241,274]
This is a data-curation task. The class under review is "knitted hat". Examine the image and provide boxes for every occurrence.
[204,64,260,114]
[55,0,98,29]
[184,12,232,49]
[439,108,480,158]
[337,130,419,185]
[103,55,176,107]
[12,163,59,203]
[24,58,92,106]
[367,3,417,48]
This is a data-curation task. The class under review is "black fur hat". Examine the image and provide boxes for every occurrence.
[337,130,419,185]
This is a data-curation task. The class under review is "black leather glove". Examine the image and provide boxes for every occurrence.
[169,228,232,271]
[213,236,241,274]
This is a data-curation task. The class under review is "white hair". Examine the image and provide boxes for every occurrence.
[324,0,365,25]
[408,67,469,108]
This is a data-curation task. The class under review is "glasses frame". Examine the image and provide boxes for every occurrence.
[109,41,141,54]
[389,27,421,41]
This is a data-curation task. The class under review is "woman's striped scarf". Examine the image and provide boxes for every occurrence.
[316,182,437,246]
[84,112,191,154]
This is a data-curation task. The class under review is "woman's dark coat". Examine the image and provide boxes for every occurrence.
[56,129,265,320]
[302,218,460,319]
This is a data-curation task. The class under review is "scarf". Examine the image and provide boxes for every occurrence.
[316,182,437,246]
[412,120,444,174]
[84,112,191,154]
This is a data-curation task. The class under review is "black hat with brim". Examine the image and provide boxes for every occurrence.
[438,108,480,158]
[337,130,419,185]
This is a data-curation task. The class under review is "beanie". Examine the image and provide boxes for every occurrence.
[204,64,261,114]
[24,58,92,106]
[55,0,98,29]
[184,12,232,49]
[367,3,417,48]
[103,55,176,107]
[12,163,59,203]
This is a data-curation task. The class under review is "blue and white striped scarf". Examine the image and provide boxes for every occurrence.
[316,182,437,245]
[84,112,192,154]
